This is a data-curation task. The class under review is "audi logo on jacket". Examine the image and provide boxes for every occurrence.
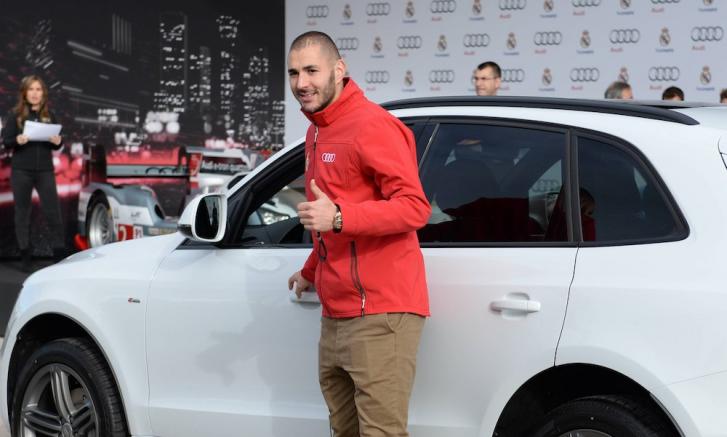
[300,78,431,318]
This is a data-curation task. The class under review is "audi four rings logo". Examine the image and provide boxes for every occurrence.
[572,0,601,6]
[429,70,456,83]
[337,37,359,51]
[570,68,600,82]
[397,36,423,49]
[691,26,724,42]
[321,153,336,163]
[306,5,329,18]
[501,68,525,83]
[648,66,680,81]
[365,70,390,84]
[609,29,640,44]
[463,33,490,47]
[431,0,457,13]
[499,0,527,10]
[366,2,391,16]
[533,31,563,46]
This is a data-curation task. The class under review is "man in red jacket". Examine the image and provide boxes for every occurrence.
[286,31,432,436]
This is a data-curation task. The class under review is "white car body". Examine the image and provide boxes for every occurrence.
[2,99,727,436]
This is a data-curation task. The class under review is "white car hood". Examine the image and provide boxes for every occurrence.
[25,233,186,287]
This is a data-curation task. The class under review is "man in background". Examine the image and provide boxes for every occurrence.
[473,61,501,96]
[662,86,684,101]
[604,81,633,100]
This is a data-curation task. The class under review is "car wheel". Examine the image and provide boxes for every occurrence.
[12,338,128,437]
[530,395,676,437]
[87,195,115,248]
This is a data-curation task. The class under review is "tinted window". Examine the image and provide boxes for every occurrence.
[577,136,679,242]
[417,123,568,243]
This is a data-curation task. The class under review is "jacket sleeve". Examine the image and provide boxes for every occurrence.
[1,113,19,149]
[336,116,431,237]
[301,248,318,283]
[49,112,64,150]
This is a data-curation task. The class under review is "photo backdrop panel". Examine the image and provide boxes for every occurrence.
[285,0,726,142]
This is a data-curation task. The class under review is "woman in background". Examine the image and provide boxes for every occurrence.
[1,75,65,271]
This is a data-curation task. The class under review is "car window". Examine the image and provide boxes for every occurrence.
[238,150,308,246]
[417,122,569,244]
[576,136,680,243]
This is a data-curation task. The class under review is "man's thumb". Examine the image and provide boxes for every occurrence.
[311,179,326,199]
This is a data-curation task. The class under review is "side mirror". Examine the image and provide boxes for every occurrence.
[178,193,227,242]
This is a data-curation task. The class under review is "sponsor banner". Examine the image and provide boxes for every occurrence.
[285,0,727,142]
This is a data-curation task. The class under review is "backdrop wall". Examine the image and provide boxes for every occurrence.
[285,0,726,142]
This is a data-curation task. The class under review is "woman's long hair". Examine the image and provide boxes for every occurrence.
[14,75,51,128]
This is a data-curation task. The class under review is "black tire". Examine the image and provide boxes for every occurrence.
[530,395,677,437]
[11,338,128,437]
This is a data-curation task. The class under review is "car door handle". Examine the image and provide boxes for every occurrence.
[490,298,541,314]
[290,290,321,305]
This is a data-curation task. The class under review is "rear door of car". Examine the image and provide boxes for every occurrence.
[406,118,579,435]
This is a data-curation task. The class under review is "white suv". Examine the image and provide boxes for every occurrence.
[2,97,726,437]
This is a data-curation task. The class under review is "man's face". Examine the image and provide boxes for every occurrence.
[721,97,727,104]
[664,95,682,102]
[25,81,44,107]
[620,87,634,100]
[473,67,501,96]
[288,44,344,113]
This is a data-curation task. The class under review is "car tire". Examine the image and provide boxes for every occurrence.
[529,395,677,437]
[11,338,128,437]
[87,195,115,247]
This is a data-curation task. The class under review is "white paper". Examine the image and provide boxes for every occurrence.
[23,120,62,141]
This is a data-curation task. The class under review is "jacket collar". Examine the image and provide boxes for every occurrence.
[302,78,363,127]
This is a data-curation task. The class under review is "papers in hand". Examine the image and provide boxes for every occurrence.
[23,120,62,141]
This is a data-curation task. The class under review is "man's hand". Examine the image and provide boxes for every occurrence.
[288,270,312,299]
[297,179,337,232]
[16,135,28,145]
[49,135,62,146]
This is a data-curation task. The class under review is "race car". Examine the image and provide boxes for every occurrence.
[76,144,258,248]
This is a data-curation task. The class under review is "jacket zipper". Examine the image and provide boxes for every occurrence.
[350,242,367,317]
[312,126,330,315]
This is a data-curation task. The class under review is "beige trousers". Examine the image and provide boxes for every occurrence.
[319,313,426,437]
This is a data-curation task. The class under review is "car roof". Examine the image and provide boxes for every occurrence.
[381,96,727,128]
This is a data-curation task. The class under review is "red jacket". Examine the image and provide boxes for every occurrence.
[300,79,431,318]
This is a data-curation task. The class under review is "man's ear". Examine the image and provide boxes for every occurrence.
[334,58,347,84]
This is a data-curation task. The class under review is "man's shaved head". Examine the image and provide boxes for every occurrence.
[289,31,341,62]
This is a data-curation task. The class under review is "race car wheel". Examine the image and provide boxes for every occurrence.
[529,395,677,437]
[87,196,114,248]
[12,338,128,437]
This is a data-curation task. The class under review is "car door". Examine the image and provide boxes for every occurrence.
[145,146,332,437]
[406,120,578,436]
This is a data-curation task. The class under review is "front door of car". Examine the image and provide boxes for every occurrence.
[145,146,332,436]
[406,120,578,436]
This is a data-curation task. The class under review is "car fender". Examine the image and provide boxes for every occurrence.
[556,347,696,436]
[0,233,184,436]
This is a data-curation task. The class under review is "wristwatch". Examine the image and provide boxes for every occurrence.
[333,205,343,233]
